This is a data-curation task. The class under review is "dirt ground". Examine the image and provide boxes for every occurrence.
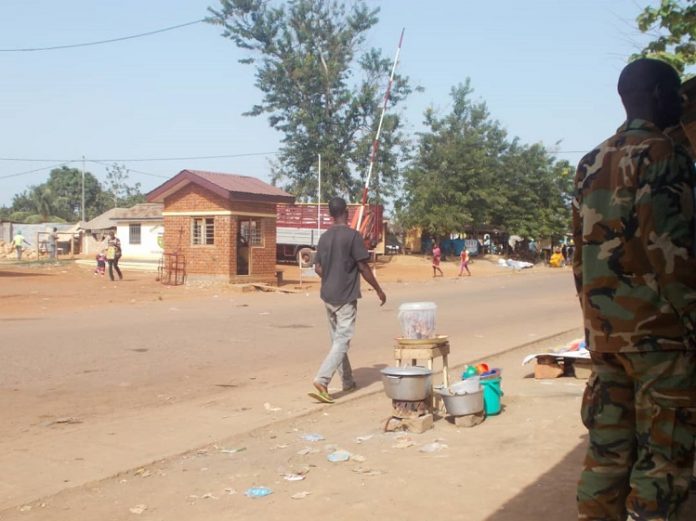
[3,330,694,521]
[0,253,521,318]
[1,257,693,520]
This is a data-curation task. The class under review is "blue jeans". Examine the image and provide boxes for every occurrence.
[315,301,357,389]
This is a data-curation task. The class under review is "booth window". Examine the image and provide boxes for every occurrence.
[192,217,215,245]
[239,219,263,247]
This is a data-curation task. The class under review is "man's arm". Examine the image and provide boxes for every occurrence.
[636,145,696,330]
[571,165,584,301]
[358,260,386,306]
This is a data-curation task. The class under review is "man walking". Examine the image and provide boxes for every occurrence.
[573,58,696,520]
[12,230,30,260]
[309,197,386,404]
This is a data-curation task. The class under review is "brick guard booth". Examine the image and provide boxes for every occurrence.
[147,169,294,284]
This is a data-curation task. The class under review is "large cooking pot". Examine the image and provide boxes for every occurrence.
[380,366,432,401]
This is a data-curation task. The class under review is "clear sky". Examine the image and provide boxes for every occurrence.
[0,0,681,207]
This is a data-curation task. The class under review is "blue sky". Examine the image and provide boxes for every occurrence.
[0,0,680,207]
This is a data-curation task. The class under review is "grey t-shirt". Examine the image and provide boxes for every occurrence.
[316,224,370,305]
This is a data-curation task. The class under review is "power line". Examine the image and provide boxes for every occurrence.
[0,151,279,162]
[0,163,75,180]
[0,19,204,52]
[87,160,169,179]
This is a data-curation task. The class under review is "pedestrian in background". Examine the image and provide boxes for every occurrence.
[48,227,59,260]
[573,58,696,521]
[12,230,30,260]
[106,231,123,281]
[432,242,443,277]
[458,248,471,276]
[309,197,386,404]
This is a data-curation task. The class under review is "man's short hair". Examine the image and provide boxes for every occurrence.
[328,197,347,218]
[618,58,680,97]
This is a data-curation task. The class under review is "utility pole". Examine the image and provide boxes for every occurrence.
[81,155,86,222]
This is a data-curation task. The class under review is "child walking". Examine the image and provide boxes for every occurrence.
[432,242,444,277]
[94,251,106,276]
[459,248,472,276]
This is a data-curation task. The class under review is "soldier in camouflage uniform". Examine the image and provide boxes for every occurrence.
[573,58,696,520]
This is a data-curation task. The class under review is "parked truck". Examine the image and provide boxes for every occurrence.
[276,203,384,264]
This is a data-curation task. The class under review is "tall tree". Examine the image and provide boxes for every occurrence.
[208,0,413,202]
[398,81,573,240]
[44,166,105,221]
[398,82,508,238]
[634,0,696,74]
[101,163,146,208]
[11,166,106,222]
[494,143,574,238]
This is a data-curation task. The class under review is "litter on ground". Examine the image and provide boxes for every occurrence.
[129,504,148,515]
[245,487,273,498]
[301,433,324,442]
[420,441,448,453]
[327,450,352,462]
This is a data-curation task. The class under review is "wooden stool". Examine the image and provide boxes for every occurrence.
[393,335,450,388]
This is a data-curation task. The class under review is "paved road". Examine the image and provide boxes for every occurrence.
[0,269,580,509]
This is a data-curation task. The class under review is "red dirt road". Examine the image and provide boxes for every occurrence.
[1,256,639,520]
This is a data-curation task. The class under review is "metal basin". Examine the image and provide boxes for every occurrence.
[380,366,432,401]
[437,387,484,416]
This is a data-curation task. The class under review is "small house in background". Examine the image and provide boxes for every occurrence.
[147,170,294,284]
[81,207,124,254]
[112,203,164,260]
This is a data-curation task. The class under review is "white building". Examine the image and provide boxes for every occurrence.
[113,203,164,260]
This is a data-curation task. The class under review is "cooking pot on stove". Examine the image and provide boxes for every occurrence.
[380,366,432,401]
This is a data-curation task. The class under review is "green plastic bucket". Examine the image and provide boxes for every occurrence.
[481,377,503,416]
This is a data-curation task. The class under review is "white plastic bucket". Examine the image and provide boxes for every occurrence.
[398,302,437,339]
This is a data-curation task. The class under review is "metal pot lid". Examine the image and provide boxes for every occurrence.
[381,366,432,377]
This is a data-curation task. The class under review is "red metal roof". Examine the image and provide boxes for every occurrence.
[147,169,294,204]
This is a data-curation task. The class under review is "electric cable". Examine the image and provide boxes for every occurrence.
[0,163,75,180]
[0,151,279,162]
[0,19,204,52]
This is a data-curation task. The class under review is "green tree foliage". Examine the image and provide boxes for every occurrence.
[398,82,572,239]
[208,0,413,202]
[635,0,696,74]
[5,165,145,223]
[494,142,574,238]
[101,163,146,209]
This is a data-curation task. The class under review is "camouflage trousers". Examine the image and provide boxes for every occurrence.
[577,351,696,520]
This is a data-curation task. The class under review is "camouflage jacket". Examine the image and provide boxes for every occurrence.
[572,119,696,352]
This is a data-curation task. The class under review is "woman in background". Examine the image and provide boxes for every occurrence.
[106,231,123,281]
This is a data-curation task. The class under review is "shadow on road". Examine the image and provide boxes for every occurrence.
[0,270,51,278]
[352,363,388,388]
[484,437,586,520]
[484,436,696,520]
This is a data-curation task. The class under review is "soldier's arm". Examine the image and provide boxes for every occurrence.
[571,167,584,301]
[635,145,696,330]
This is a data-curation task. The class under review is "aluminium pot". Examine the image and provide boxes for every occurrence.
[380,366,432,401]
[436,387,484,416]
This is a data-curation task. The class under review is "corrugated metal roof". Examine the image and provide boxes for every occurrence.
[185,170,292,198]
[146,169,295,204]
[112,203,163,221]
[81,208,125,230]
